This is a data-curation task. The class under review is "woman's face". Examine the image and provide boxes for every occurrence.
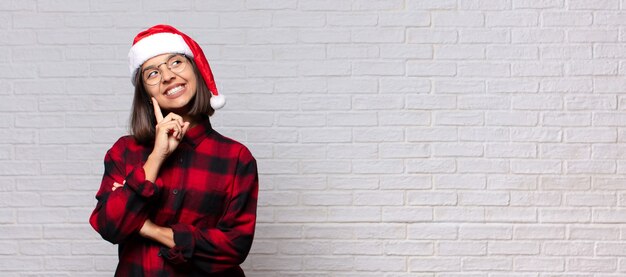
[140,53,197,113]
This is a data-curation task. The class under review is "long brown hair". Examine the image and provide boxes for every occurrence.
[129,56,215,145]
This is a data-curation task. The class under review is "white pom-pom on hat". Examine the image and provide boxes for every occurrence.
[128,24,225,110]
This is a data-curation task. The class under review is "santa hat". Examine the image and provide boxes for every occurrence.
[128,24,225,110]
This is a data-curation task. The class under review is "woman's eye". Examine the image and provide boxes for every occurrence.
[170,60,182,67]
[146,70,159,79]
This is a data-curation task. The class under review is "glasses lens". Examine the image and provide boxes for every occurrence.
[168,55,187,73]
[143,69,160,86]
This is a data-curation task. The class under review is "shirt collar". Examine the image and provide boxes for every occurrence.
[182,116,213,148]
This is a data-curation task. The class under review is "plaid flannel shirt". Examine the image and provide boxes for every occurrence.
[89,117,258,276]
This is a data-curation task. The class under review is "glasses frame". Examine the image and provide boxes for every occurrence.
[141,54,190,86]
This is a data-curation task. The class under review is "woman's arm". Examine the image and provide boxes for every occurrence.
[149,147,259,272]
[140,219,175,248]
[89,138,160,244]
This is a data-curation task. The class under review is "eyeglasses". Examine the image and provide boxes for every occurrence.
[141,54,189,86]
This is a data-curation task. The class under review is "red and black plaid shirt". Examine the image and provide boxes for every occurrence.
[89,117,258,276]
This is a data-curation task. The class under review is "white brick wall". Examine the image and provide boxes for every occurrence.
[2,0,626,275]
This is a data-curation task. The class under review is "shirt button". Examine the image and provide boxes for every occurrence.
[179,158,183,163]
[173,189,178,195]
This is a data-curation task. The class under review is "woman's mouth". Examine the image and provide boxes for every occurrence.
[165,85,185,97]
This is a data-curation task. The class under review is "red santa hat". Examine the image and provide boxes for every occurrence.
[128,24,225,110]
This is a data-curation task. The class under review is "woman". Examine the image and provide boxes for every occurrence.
[89,25,258,276]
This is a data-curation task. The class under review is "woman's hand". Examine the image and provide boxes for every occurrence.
[140,219,175,248]
[142,97,190,183]
[151,97,191,161]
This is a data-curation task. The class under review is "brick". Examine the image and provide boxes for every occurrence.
[327,144,378,159]
[488,175,537,190]
[543,242,594,256]
[380,175,430,190]
[513,0,564,8]
[353,0,404,10]
[512,28,565,43]
[512,62,562,77]
[407,29,458,44]
[352,160,404,174]
[249,256,302,271]
[485,143,537,158]
[356,256,407,272]
[432,143,483,157]
[435,174,486,190]
[434,111,484,126]
[511,127,562,142]
[257,159,298,174]
[378,111,430,126]
[249,30,298,45]
[543,12,592,26]
[300,29,351,43]
[433,12,484,27]
[488,80,539,93]
[275,208,326,223]
[596,242,626,256]
[566,193,616,207]
[569,225,619,240]
[304,224,354,239]
[511,191,561,207]
[301,192,351,206]
[354,223,405,239]
[593,208,626,223]
[541,176,590,190]
[461,29,509,43]
[569,0,618,9]
[328,14,378,27]
[380,12,430,27]
[458,159,508,173]
[438,241,487,256]
[328,45,379,59]
[459,224,513,239]
[540,144,590,159]
[407,159,456,173]
[566,161,616,174]
[330,241,383,255]
[353,61,404,76]
[487,45,538,60]
[353,128,404,142]
[328,207,381,222]
[568,29,618,42]
[459,95,510,110]
[514,225,565,239]
[486,12,539,27]
[514,257,564,271]
[459,127,510,142]
[382,207,433,222]
[567,258,616,272]
[0,257,43,271]
[489,241,540,255]
[409,258,461,272]
[539,208,590,223]
[463,257,512,271]
[565,128,617,143]
[0,225,41,239]
[511,160,562,174]
[459,192,509,206]
[407,62,456,78]
[435,45,486,60]
[435,207,486,222]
